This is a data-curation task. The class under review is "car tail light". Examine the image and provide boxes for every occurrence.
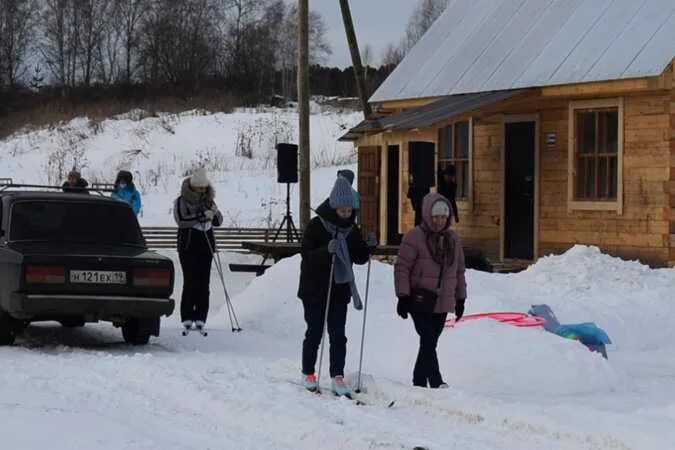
[25,265,66,284]
[133,268,171,287]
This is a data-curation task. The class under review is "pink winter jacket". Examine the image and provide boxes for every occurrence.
[394,193,467,314]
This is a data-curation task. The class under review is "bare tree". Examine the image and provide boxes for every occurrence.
[41,0,79,91]
[140,0,219,91]
[0,0,39,88]
[383,0,448,68]
[277,4,331,98]
[79,0,112,87]
[381,41,405,67]
[95,1,121,85]
[116,0,150,84]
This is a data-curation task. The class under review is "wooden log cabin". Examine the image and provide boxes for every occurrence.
[343,0,675,268]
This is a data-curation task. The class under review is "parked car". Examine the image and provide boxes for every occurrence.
[0,190,175,345]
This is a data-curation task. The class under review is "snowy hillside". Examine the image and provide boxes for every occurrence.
[2,246,675,449]
[0,107,362,226]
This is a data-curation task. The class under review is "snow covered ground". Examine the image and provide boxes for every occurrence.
[0,107,361,227]
[2,246,675,449]
[2,108,675,448]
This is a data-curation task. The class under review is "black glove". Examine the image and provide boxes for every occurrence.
[397,296,410,319]
[455,298,466,321]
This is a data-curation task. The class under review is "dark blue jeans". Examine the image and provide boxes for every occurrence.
[302,299,347,378]
[411,312,448,388]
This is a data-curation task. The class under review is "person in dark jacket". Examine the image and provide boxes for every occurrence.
[394,193,467,389]
[112,170,142,215]
[437,166,459,224]
[407,175,429,226]
[173,168,223,333]
[62,169,89,194]
[298,175,374,396]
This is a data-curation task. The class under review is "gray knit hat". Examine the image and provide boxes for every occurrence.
[329,176,354,209]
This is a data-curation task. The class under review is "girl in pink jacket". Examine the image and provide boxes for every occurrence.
[394,192,467,388]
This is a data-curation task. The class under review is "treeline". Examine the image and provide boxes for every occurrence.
[0,0,395,118]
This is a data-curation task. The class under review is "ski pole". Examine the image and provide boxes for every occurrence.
[203,229,242,332]
[213,244,242,332]
[316,253,336,394]
[356,257,372,393]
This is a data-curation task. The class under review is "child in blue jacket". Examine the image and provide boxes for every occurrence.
[112,170,142,215]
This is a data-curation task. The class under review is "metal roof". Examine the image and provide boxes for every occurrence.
[371,0,675,102]
[339,90,524,140]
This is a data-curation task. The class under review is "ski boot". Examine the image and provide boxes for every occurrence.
[303,373,318,392]
[331,376,353,397]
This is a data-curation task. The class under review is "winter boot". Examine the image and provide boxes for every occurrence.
[182,320,194,330]
[303,373,318,392]
[331,376,353,397]
[195,320,205,330]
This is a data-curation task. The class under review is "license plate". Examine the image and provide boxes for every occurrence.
[70,270,127,285]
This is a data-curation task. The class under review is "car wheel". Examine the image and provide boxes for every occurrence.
[0,310,17,346]
[60,318,86,328]
[122,318,158,345]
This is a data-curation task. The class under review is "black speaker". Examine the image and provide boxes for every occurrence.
[408,141,436,188]
[276,143,298,183]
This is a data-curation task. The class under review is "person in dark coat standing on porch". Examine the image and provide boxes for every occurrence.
[297,175,375,396]
[407,175,429,226]
[394,192,467,388]
[438,166,460,224]
[173,168,223,333]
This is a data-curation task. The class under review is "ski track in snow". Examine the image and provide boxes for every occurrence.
[2,249,675,449]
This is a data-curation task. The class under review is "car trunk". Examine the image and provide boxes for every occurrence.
[12,242,174,298]
[7,199,173,299]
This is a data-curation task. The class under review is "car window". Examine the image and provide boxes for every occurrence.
[9,200,144,246]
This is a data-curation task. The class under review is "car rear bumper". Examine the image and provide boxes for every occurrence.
[8,293,175,320]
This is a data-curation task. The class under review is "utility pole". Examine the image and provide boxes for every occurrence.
[297,0,311,228]
[339,0,373,119]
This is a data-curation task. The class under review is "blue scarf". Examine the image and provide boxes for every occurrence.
[319,217,363,310]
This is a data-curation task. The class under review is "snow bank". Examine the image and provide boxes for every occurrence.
[225,245,675,400]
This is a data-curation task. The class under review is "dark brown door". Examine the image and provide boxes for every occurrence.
[386,145,401,245]
[358,146,380,239]
[504,122,535,260]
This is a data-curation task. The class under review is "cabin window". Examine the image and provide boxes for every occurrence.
[438,120,471,200]
[575,109,618,200]
[568,98,623,213]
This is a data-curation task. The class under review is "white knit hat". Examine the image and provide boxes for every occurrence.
[431,200,450,217]
[190,168,210,188]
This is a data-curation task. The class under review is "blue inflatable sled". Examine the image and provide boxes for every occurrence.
[528,304,612,359]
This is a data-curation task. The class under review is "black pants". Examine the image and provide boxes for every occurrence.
[302,299,348,378]
[179,232,214,323]
[411,312,448,388]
